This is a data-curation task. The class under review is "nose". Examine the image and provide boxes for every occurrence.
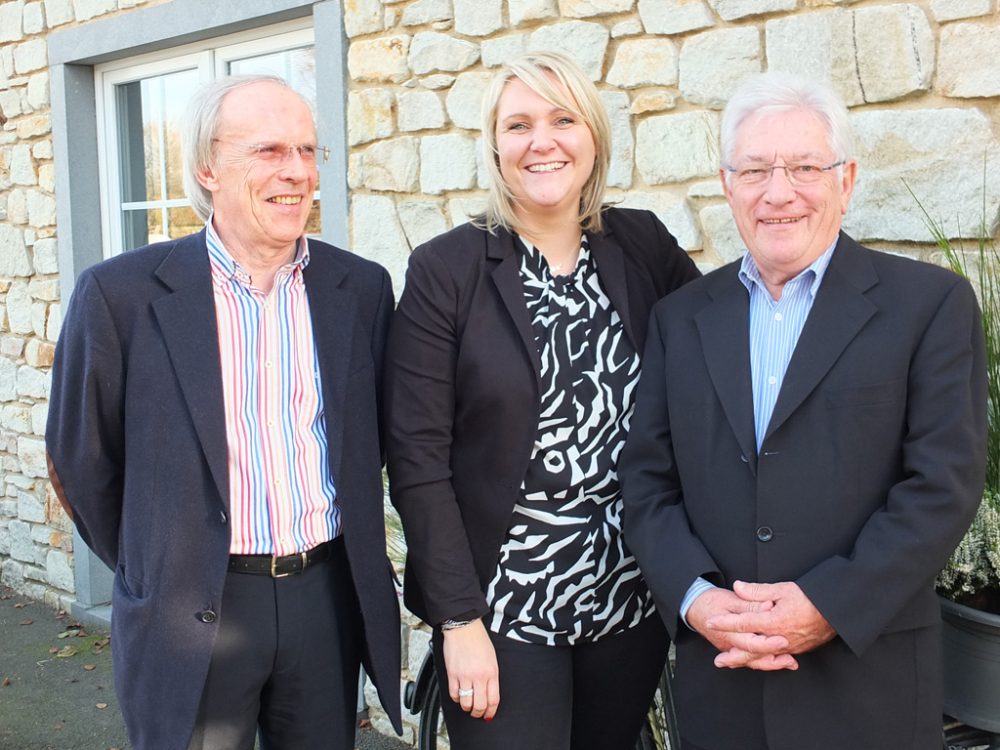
[277,147,314,181]
[530,124,556,152]
[763,164,796,203]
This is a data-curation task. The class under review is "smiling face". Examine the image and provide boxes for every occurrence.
[196,81,318,260]
[723,107,856,292]
[495,75,597,228]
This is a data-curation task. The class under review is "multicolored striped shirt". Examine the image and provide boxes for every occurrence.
[206,220,339,556]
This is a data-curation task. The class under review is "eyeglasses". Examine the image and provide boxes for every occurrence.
[212,139,330,164]
[726,160,845,187]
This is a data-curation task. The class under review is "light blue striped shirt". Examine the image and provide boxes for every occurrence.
[680,241,838,624]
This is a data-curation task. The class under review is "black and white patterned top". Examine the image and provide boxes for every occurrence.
[484,236,657,645]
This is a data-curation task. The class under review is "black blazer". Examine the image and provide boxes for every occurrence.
[46,231,402,749]
[620,233,987,749]
[385,207,701,625]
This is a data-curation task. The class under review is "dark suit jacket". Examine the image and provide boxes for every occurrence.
[46,231,402,750]
[385,207,701,626]
[620,233,987,749]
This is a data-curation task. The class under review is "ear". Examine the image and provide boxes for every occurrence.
[195,164,221,193]
[839,160,858,215]
[720,168,734,204]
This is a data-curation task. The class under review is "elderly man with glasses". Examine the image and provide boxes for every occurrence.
[46,75,401,750]
[620,72,986,750]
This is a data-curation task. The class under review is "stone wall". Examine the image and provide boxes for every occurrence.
[1,0,1000,742]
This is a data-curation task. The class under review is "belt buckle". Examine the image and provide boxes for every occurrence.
[270,551,308,578]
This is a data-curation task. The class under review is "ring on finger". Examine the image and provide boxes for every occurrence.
[458,688,474,698]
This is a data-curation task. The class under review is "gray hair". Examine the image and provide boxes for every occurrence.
[182,74,311,221]
[720,72,855,173]
[475,51,611,235]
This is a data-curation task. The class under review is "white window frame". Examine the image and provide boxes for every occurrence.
[94,21,315,258]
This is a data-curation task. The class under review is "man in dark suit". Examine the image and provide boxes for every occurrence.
[46,75,401,750]
[620,72,986,749]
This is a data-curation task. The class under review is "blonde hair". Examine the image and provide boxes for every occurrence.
[476,51,611,235]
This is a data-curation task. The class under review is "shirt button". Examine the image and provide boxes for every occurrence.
[199,609,217,624]
[768,376,777,385]
[265,361,272,368]
[756,526,774,542]
[774,312,783,321]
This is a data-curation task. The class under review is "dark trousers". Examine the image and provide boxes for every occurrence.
[187,539,362,750]
[434,612,669,750]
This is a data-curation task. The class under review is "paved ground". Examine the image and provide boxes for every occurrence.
[0,586,410,750]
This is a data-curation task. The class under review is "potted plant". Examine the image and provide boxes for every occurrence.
[911,183,1000,736]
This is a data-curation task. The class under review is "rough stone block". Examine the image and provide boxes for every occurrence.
[938,23,1000,99]
[348,35,411,83]
[635,110,720,184]
[0,90,22,121]
[454,0,502,36]
[5,282,32,334]
[17,491,44,523]
[0,358,16,402]
[24,339,53,368]
[16,364,46,400]
[408,627,432,676]
[30,402,46,435]
[420,133,477,195]
[397,201,448,250]
[13,39,46,74]
[510,0,557,26]
[447,196,487,227]
[557,0,634,17]
[409,32,479,75]
[8,519,33,562]
[43,0,72,25]
[679,27,761,108]
[700,202,743,264]
[37,163,53,192]
[361,136,420,192]
[527,21,609,81]
[45,302,60,342]
[419,74,455,90]
[31,300,47,338]
[1,337,24,358]
[854,4,933,103]
[46,549,74,592]
[931,0,992,21]
[630,91,676,115]
[845,108,1000,243]
[344,0,384,37]
[482,34,528,68]
[0,225,31,277]
[72,0,116,21]
[26,189,55,227]
[7,189,27,225]
[616,190,702,252]
[611,18,643,37]
[28,278,58,301]
[607,38,678,89]
[9,144,35,186]
[26,71,48,110]
[348,89,394,146]
[402,0,452,26]
[638,0,713,35]
[17,435,46,477]
[707,0,794,21]
[688,178,724,198]
[31,139,51,160]
[17,114,50,137]
[1,404,30,434]
[765,9,863,107]
[350,195,409,295]
[0,1,25,43]
[601,90,632,189]
[397,90,446,132]
[23,2,44,33]
[445,72,491,131]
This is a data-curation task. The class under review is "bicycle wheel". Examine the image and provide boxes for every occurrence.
[417,674,449,750]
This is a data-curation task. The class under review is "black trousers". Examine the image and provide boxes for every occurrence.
[434,612,669,750]
[187,539,362,750]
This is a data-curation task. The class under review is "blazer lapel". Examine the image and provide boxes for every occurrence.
[302,245,355,487]
[489,229,542,380]
[151,231,229,506]
[763,234,878,444]
[589,226,638,351]
[695,265,759,472]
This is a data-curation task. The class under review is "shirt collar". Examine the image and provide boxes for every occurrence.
[204,213,310,283]
[738,237,838,300]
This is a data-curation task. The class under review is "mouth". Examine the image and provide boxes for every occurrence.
[526,162,567,173]
[267,195,303,205]
[760,216,802,225]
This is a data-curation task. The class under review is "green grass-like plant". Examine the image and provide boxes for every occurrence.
[908,179,1000,611]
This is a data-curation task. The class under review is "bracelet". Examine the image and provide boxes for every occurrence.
[441,618,474,631]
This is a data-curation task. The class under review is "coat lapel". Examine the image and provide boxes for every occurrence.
[763,234,879,444]
[302,244,354,487]
[695,265,759,473]
[489,229,542,380]
[589,226,638,351]
[151,231,229,507]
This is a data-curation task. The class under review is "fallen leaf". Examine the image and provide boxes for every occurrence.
[55,645,78,658]
[52,723,64,731]
[83,664,96,671]
[14,602,25,609]
[19,619,32,626]
[2,677,10,687]
[358,719,372,729]
[48,647,58,654]
[58,629,80,639]
[76,629,89,638]
[95,702,108,710]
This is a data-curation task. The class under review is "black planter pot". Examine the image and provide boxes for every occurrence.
[941,596,1000,734]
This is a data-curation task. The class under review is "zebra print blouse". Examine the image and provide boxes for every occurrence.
[484,236,658,646]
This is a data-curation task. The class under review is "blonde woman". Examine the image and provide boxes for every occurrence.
[385,52,700,750]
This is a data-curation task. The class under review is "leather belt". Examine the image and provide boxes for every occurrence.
[227,538,340,578]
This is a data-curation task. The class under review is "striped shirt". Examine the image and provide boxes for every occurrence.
[680,240,837,621]
[206,220,339,556]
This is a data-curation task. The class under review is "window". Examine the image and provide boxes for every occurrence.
[95,23,318,256]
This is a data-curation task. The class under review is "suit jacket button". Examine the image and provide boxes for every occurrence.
[219,511,227,524]
[756,526,773,542]
[199,609,217,624]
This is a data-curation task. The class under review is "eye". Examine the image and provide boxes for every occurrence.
[556,116,575,126]
[739,167,768,178]
[298,145,318,160]
[506,122,529,132]
[253,143,282,159]
[792,164,819,175]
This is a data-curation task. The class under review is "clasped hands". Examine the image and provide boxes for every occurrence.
[686,580,835,671]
